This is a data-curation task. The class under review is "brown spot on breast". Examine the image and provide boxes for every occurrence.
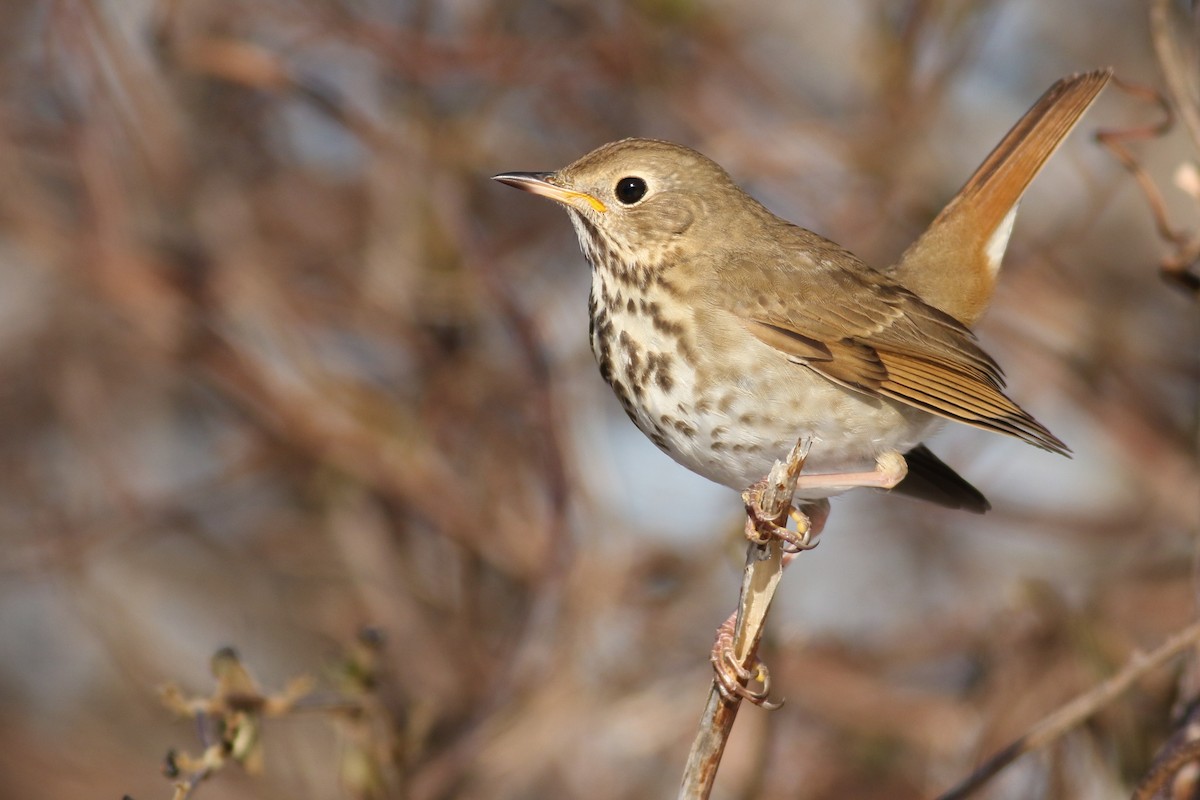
[651,314,683,337]
[646,419,670,450]
[673,420,697,437]
[617,330,644,378]
[589,294,616,386]
[610,378,634,414]
[642,352,675,394]
[675,336,697,364]
[655,274,682,297]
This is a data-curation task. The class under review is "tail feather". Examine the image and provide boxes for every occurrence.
[891,69,1111,326]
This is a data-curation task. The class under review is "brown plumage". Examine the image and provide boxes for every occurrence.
[495,70,1110,511]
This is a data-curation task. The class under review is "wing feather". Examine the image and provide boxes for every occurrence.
[725,226,1068,455]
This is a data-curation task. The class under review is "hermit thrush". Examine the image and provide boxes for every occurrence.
[495,70,1110,512]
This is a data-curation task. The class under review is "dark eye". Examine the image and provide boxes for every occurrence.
[614,176,648,205]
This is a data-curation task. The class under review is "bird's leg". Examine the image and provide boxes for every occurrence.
[789,450,908,494]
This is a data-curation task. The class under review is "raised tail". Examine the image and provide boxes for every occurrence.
[891,69,1111,326]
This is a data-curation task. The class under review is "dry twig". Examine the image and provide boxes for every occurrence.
[1096,6,1200,296]
[938,617,1200,800]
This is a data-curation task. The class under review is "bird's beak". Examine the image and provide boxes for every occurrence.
[492,172,608,213]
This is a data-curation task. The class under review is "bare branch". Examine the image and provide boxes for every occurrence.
[938,617,1200,800]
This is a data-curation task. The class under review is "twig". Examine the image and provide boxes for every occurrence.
[1150,0,1200,153]
[1096,74,1200,296]
[678,439,810,799]
[1095,78,1185,247]
[937,617,1200,800]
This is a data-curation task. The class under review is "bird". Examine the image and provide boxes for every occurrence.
[494,70,1110,516]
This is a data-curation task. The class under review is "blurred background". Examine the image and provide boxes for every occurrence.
[0,0,1196,798]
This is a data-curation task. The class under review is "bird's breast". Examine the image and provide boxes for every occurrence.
[588,269,702,453]
[587,269,941,493]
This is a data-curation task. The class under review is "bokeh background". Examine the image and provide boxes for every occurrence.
[0,1,1197,798]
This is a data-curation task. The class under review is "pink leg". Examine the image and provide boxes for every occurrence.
[790,450,908,494]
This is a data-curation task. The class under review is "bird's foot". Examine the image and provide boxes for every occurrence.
[742,482,828,554]
[710,612,781,708]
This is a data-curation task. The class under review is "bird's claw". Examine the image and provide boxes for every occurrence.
[710,615,782,709]
[742,485,824,553]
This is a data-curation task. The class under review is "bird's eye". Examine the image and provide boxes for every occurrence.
[614,176,648,205]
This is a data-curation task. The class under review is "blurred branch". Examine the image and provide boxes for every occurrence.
[154,635,392,800]
[1150,0,1200,152]
[1097,76,1200,296]
[1099,8,1200,299]
[158,647,317,799]
[405,186,576,800]
[938,617,1200,800]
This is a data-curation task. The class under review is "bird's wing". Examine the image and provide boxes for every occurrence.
[728,231,1069,454]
